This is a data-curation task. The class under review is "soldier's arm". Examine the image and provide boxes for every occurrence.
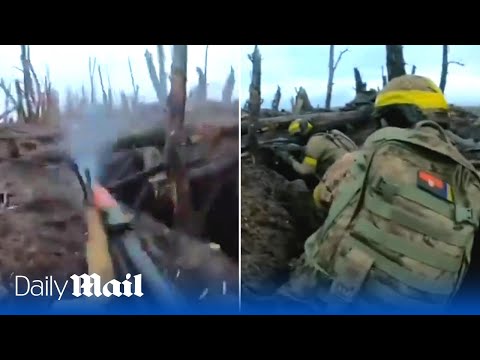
[313,152,357,210]
[288,134,345,177]
[290,156,317,175]
[84,206,115,287]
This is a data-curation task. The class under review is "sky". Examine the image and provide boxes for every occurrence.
[0,45,239,111]
[240,45,480,110]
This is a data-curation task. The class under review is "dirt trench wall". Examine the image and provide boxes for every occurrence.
[241,159,324,300]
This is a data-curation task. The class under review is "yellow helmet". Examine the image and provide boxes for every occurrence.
[374,75,449,127]
[288,118,313,136]
[375,75,448,112]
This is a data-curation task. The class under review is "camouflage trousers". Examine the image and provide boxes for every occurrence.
[275,228,333,312]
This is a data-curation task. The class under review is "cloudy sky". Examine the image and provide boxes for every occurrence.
[240,45,480,110]
[0,45,239,110]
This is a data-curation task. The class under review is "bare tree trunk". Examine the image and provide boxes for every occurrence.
[128,58,139,107]
[439,45,464,93]
[204,45,209,100]
[354,68,367,92]
[325,46,348,110]
[294,87,314,113]
[222,66,235,104]
[120,91,130,114]
[165,45,194,234]
[97,66,108,106]
[20,45,33,121]
[385,45,406,81]
[145,50,164,103]
[107,70,113,110]
[157,45,168,103]
[1,80,17,123]
[325,45,335,110]
[26,56,41,120]
[247,46,262,158]
[439,45,448,93]
[381,66,387,87]
[271,85,281,111]
[15,80,25,122]
[88,57,97,104]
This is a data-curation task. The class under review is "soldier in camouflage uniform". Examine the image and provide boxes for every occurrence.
[284,119,358,178]
[277,75,480,312]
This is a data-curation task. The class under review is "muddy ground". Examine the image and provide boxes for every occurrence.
[0,133,87,297]
[0,102,240,303]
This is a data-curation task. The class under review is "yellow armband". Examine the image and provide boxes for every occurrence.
[302,156,317,169]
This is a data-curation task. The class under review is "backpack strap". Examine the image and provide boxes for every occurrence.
[325,247,374,313]
[414,120,452,145]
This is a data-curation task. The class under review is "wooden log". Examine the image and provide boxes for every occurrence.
[240,104,374,135]
[113,123,237,150]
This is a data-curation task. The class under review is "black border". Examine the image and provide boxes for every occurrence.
[12,6,478,44]
[8,6,480,346]
[8,314,480,346]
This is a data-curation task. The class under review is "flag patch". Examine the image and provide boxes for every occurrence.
[417,170,454,202]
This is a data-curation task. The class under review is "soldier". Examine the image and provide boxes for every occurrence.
[276,74,480,313]
[280,118,357,179]
[64,146,239,312]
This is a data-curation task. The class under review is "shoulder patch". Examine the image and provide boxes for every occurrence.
[417,170,454,202]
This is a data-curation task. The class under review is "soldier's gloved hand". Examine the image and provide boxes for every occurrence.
[275,150,293,164]
[92,184,118,211]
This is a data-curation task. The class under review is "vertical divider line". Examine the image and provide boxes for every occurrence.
[237,45,242,313]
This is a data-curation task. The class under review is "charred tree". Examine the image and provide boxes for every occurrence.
[440,45,448,93]
[164,45,194,234]
[385,45,406,81]
[14,80,25,122]
[107,70,113,110]
[354,68,367,92]
[196,67,207,102]
[20,45,34,122]
[0,80,17,122]
[157,45,168,102]
[203,45,209,101]
[88,57,97,104]
[381,66,387,88]
[294,87,314,114]
[145,49,165,104]
[272,86,281,111]
[325,46,348,110]
[247,45,262,158]
[222,66,235,104]
[128,58,140,107]
[439,45,465,93]
[97,66,108,107]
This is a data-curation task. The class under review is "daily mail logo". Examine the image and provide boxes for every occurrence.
[15,273,144,300]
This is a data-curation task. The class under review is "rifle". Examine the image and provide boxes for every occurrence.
[69,157,184,309]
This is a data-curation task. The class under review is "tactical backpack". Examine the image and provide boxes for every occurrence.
[301,130,358,177]
[304,120,480,311]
